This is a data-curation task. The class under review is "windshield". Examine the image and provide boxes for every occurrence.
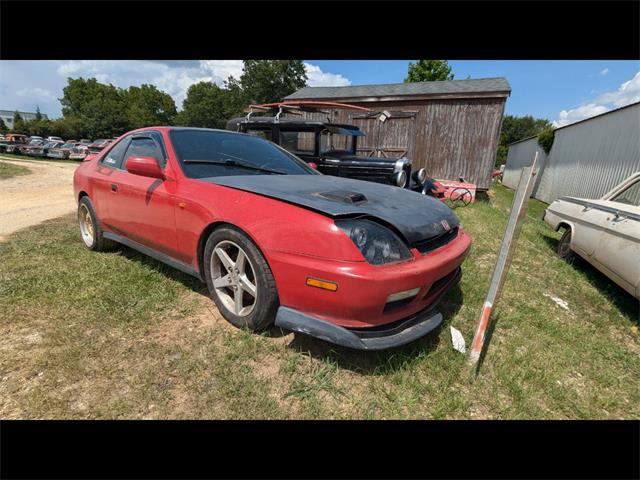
[61,143,75,148]
[170,129,319,179]
[320,129,354,154]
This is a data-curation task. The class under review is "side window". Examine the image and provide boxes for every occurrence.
[246,129,270,140]
[612,179,640,207]
[124,137,166,168]
[100,136,130,169]
[279,130,315,155]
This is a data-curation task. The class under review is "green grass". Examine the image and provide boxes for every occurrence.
[0,183,638,419]
[0,161,31,179]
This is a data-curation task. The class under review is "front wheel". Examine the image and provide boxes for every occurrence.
[203,226,279,331]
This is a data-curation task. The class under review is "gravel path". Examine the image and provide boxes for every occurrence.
[0,157,79,241]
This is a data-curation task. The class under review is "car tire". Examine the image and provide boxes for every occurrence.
[204,226,279,331]
[77,196,116,252]
[557,227,574,260]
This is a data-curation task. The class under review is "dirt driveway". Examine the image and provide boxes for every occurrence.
[0,157,78,241]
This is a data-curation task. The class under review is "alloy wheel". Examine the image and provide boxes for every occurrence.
[210,240,258,317]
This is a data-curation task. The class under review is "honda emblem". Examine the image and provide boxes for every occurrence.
[441,219,451,231]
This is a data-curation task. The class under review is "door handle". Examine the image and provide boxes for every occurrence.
[111,183,118,192]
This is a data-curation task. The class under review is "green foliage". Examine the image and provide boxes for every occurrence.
[35,106,43,121]
[237,60,307,105]
[405,60,454,82]
[60,77,129,138]
[0,117,7,134]
[124,84,177,130]
[11,111,28,133]
[537,126,555,154]
[495,115,553,166]
[176,82,234,129]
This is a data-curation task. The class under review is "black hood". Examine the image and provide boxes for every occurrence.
[200,175,459,244]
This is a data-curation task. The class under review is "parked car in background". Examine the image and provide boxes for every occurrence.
[0,133,29,153]
[47,142,77,159]
[227,102,432,197]
[30,141,64,157]
[544,172,640,299]
[46,136,63,142]
[69,144,90,160]
[87,138,112,153]
[73,126,471,350]
[19,139,46,155]
[79,139,92,145]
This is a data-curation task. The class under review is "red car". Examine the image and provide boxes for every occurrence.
[73,127,472,350]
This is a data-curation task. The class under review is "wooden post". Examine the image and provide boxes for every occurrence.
[468,153,539,369]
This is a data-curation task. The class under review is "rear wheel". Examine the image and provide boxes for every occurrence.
[77,196,116,251]
[204,226,279,331]
[557,227,574,260]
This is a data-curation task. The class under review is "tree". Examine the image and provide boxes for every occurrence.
[124,84,177,129]
[495,114,553,166]
[11,111,28,133]
[537,126,555,154]
[405,60,454,82]
[236,60,307,105]
[35,106,43,121]
[60,77,129,138]
[177,81,233,129]
[0,117,7,134]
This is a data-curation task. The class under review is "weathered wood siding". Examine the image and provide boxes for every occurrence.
[290,96,506,189]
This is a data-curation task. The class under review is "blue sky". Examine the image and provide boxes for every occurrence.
[1,60,638,127]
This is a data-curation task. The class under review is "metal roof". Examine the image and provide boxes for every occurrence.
[285,77,511,100]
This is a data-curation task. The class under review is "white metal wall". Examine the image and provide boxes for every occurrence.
[503,137,547,194]
[505,102,640,204]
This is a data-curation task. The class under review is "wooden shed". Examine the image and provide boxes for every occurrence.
[284,77,511,190]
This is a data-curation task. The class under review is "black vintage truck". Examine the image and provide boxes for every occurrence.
[226,102,432,195]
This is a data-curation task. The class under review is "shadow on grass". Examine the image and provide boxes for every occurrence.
[541,234,639,324]
[279,284,465,375]
[116,245,206,294]
[113,243,476,368]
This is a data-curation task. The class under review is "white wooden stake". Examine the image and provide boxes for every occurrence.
[468,153,539,368]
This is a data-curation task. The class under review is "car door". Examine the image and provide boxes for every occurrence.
[92,134,133,226]
[107,132,179,259]
[568,202,611,257]
[593,176,640,296]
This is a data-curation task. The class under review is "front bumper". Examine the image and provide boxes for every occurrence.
[275,267,461,350]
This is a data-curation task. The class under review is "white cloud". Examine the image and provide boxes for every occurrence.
[600,68,609,76]
[553,71,640,127]
[16,87,55,102]
[50,60,351,110]
[304,62,351,87]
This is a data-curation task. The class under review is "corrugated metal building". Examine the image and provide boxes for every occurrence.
[504,102,640,203]
[284,77,511,190]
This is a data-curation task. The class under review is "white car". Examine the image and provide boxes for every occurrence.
[544,172,640,299]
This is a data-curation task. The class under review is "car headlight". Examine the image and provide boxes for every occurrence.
[393,170,407,188]
[413,168,427,185]
[336,219,412,265]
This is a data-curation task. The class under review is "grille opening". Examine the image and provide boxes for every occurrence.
[414,227,458,255]
[423,268,460,299]
[383,295,417,313]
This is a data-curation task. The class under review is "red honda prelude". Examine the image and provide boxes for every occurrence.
[73,127,472,350]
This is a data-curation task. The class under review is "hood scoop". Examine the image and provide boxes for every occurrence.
[316,190,368,204]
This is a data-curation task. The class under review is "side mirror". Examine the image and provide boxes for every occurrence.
[308,162,318,170]
[125,156,164,179]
